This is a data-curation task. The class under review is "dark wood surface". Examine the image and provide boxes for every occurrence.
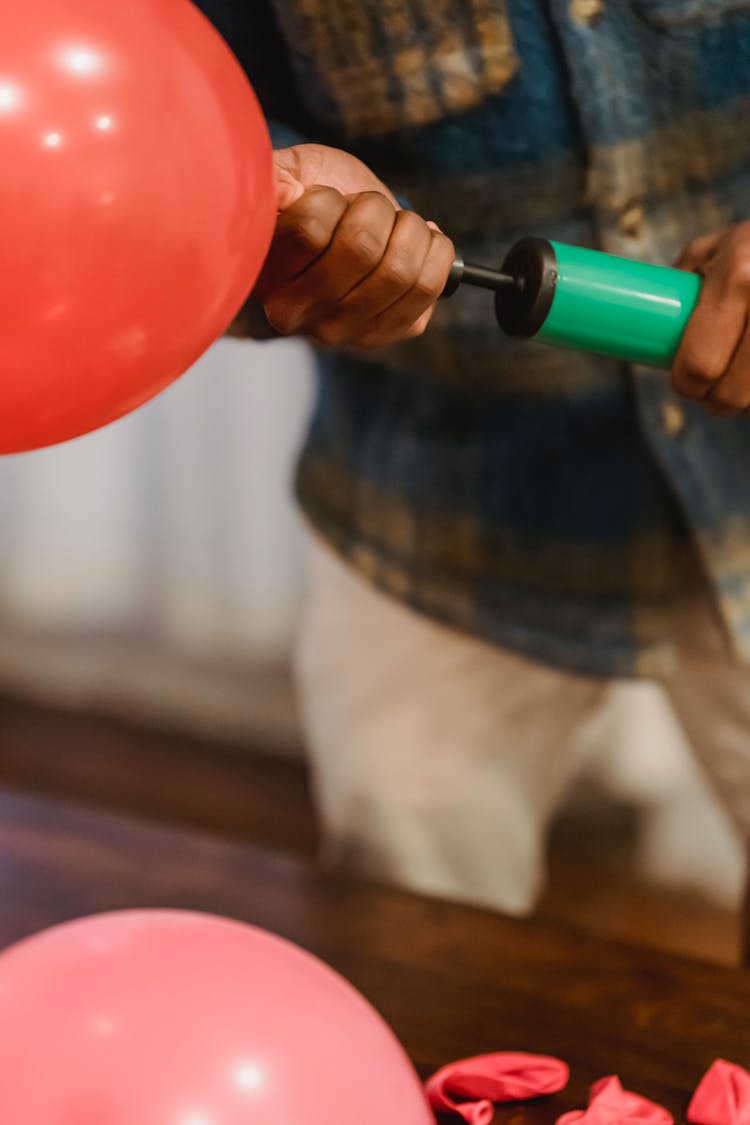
[0,691,318,853]
[1,786,748,1123]
[0,692,739,966]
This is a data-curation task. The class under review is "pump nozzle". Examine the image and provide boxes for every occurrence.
[443,257,517,298]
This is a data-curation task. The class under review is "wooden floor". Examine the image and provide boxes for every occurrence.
[0,691,740,965]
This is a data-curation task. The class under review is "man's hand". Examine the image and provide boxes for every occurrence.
[253,144,455,349]
[672,222,750,415]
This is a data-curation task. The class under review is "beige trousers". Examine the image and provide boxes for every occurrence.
[294,536,748,915]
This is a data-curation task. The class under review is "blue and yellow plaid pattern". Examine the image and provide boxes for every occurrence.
[197,0,750,678]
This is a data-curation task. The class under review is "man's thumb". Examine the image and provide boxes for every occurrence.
[273,148,306,211]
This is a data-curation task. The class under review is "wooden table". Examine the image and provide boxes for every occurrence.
[1,787,748,1123]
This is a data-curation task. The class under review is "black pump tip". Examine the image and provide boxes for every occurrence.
[442,258,517,299]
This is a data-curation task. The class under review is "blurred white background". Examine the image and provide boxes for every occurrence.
[0,336,742,907]
[0,337,315,752]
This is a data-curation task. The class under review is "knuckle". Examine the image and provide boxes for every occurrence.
[671,368,708,400]
[411,272,444,303]
[679,346,724,385]
[303,184,341,203]
[394,207,421,228]
[404,316,431,339]
[382,253,417,290]
[434,231,456,260]
[346,229,384,271]
[289,214,332,256]
[286,189,341,250]
[392,209,425,239]
[356,190,394,208]
[731,255,750,289]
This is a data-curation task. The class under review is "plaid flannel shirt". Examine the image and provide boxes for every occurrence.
[197,0,750,678]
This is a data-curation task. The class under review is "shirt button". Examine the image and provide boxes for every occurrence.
[618,202,645,238]
[662,400,685,436]
[570,0,605,24]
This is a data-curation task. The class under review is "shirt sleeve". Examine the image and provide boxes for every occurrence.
[191,0,318,338]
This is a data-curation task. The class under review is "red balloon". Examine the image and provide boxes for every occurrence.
[0,0,275,453]
[0,910,435,1124]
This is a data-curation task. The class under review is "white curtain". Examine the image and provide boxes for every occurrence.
[0,337,316,751]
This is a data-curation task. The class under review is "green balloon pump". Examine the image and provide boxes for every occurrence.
[443,237,702,369]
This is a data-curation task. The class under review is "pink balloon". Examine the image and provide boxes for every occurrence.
[0,910,435,1125]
